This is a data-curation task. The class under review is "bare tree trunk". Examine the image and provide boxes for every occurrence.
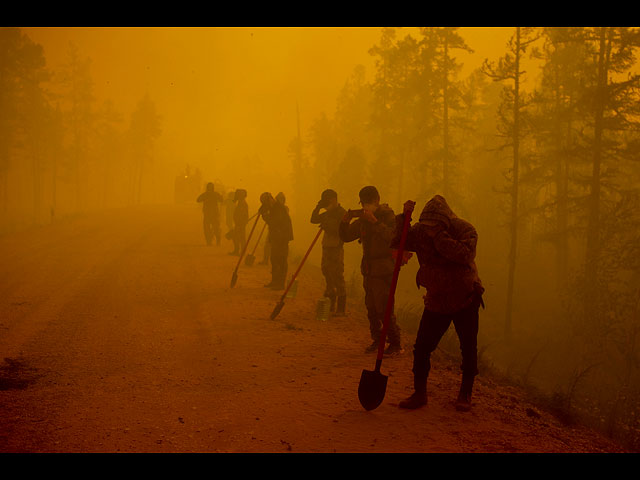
[443,36,450,199]
[585,27,610,319]
[504,27,521,339]
[554,65,569,288]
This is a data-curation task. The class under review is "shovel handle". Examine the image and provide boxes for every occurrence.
[249,221,268,257]
[234,214,261,273]
[278,226,323,302]
[375,201,414,367]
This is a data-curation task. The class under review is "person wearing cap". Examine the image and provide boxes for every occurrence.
[311,189,347,316]
[339,186,403,356]
[392,195,485,412]
[197,182,224,246]
[229,189,248,256]
[259,192,294,290]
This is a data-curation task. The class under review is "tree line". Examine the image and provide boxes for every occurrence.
[0,27,162,229]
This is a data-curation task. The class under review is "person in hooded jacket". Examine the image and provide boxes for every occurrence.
[259,192,293,290]
[392,195,484,412]
[197,182,223,246]
[339,186,403,356]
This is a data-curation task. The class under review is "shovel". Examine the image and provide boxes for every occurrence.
[230,213,261,288]
[270,226,323,320]
[358,200,414,411]
[245,221,267,267]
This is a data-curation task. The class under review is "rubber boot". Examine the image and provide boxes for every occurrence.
[399,377,427,409]
[384,343,404,356]
[364,340,379,354]
[334,295,346,316]
[327,295,336,313]
[455,375,475,412]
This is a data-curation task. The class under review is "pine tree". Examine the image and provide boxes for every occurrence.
[482,27,542,338]
[419,27,473,201]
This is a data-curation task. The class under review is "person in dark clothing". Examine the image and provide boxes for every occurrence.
[275,192,288,211]
[311,189,347,316]
[230,189,249,256]
[339,186,403,355]
[259,235,271,265]
[392,195,484,412]
[224,191,235,241]
[197,182,223,246]
[259,192,293,290]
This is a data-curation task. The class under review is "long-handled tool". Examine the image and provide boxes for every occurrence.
[230,213,261,288]
[270,226,323,320]
[358,200,414,411]
[245,221,267,267]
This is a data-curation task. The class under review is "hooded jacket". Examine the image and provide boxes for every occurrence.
[261,201,294,244]
[392,195,484,314]
[339,203,396,277]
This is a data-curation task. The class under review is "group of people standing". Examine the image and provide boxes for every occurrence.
[197,183,293,290]
[197,182,484,412]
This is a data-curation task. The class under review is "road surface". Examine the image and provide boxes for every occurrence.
[0,204,626,452]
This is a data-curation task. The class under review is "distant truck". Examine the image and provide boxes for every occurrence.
[174,166,202,204]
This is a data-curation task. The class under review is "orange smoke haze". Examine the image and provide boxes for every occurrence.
[23,27,512,190]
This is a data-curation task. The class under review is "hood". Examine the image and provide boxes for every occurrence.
[418,195,456,228]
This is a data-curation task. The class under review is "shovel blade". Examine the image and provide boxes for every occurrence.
[270,300,285,320]
[230,270,238,288]
[245,254,255,267]
[358,368,388,411]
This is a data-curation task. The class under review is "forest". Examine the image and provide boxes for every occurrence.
[1,26,640,449]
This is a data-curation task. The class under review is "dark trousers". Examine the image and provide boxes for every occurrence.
[322,247,346,299]
[233,224,246,254]
[270,241,289,287]
[412,299,480,391]
[203,215,220,245]
[363,275,401,346]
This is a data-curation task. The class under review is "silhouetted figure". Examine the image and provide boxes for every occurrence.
[259,193,288,267]
[230,189,248,256]
[275,191,288,212]
[197,182,223,246]
[339,186,402,355]
[259,192,293,290]
[224,191,236,241]
[392,195,484,412]
[311,189,347,315]
[259,235,271,265]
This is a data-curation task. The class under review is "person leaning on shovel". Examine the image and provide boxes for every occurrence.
[392,195,485,412]
[339,186,403,356]
[259,192,294,291]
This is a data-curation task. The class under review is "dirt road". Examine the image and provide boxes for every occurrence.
[0,205,627,452]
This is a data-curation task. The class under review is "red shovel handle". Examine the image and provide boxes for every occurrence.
[249,221,268,257]
[278,226,323,301]
[234,213,261,271]
[375,201,414,369]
